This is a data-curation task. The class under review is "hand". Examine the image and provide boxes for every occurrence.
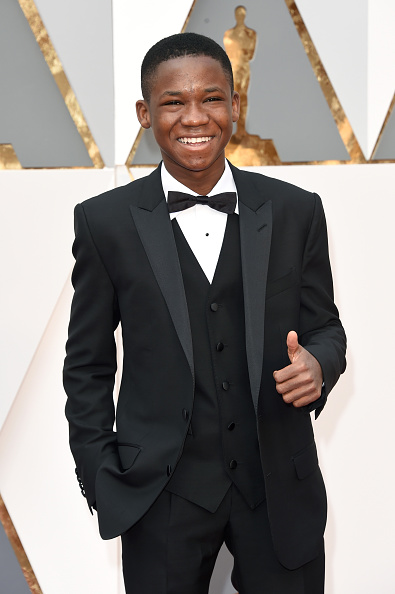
[273,331,323,408]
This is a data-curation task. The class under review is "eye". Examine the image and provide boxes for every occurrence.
[205,96,222,102]
[163,100,182,106]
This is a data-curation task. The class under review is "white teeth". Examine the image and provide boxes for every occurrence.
[178,137,211,144]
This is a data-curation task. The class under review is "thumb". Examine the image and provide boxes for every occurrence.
[287,330,300,363]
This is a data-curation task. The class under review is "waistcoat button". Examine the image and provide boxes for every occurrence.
[222,381,230,391]
[216,342,224,351]
[167,465,172,476]
[182,409,189,421]
[227,422,235,431]
[210,302,218,312]
[229,460,238,469]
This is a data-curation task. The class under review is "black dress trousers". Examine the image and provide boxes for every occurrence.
[121,485,324,594]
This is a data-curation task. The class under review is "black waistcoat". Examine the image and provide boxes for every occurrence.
[166,214,265,512]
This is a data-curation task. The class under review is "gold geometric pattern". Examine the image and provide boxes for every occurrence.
[284,0,366,165]
[0,494,42,593]
[0,144,22,170]
[370,92,395,161]
[14,0,104,169]
[126,128,145,171]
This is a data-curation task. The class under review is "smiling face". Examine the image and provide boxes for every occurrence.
[136,55,240,194]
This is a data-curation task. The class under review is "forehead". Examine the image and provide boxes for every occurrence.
[151,55,230,94]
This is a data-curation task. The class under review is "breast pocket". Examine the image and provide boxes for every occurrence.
[266,267,296,301]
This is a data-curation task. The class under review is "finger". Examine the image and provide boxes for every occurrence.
[281,382,320,404]
[291,385,322,406]
[275,369,313,395]
[273,350,308,383]
[273,363,296,383]
[292,394,318,408]
[287,330,300,363]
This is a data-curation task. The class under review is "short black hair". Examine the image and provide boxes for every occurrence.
[141,32,234,101]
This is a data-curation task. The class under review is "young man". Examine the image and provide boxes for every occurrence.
[64,33,346,593]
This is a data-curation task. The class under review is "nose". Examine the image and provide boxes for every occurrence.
[180,102,209,127]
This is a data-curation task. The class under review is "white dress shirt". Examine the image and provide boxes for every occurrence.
[161,161,239,283]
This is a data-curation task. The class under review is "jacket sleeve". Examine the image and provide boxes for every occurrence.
[298,193,346,417]
[63,203,120,509]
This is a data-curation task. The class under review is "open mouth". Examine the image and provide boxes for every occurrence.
[177,136,213,145]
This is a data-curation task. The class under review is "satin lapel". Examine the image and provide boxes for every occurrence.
[239,194,272,413]
[129,183,194,383]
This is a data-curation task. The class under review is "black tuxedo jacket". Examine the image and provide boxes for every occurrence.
[63,162,346,570]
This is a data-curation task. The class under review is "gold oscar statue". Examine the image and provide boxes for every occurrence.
[224,6,280,166]
[224,5,256,139]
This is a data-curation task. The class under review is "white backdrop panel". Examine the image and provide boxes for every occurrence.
[0,278,122,594]
[0,169,114,430]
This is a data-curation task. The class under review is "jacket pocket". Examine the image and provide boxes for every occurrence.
[117,443,141,470]
[266,267,296,300]
[292,442,319,480]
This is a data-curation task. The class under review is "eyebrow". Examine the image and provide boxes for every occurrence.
[205,87,225,93]
[159,90,182,99]
[159,86,226,99]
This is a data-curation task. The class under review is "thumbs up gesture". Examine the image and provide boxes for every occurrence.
[273,331,323,408]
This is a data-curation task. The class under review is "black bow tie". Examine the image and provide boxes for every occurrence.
[167,191,237,214]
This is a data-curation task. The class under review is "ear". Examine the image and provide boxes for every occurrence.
[136,99,151,129]
[232,92,240,123]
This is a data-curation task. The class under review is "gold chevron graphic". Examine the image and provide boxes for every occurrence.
[0,144,22,170]
[0,494,42,593]
[126,128,145,170]
[284,0,366,165]
[19,0,104,168]
[0,0,104,169]
[181,0,199,33]
[127,0,395,168]
[370,92,395,161]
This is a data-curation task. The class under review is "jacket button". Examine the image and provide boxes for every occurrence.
[229,460,238,469]
[182,409,189,421]
[216,342,224,352]
[210,302,218,312]
[227,422,235,431]
[222,381,230,391]
[167,465,172,476]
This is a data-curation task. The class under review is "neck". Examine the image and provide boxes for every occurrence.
[181,173,223,196]
[163,157,226,196]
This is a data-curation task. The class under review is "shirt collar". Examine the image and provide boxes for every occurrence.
[161,160,239,215]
